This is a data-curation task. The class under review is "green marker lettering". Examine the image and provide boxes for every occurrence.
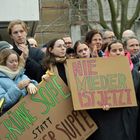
[3,102,37,140]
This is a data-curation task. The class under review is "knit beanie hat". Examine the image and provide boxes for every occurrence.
[0,41,13,51]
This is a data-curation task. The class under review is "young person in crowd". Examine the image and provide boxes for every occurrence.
[0,41,13,113]
[41,38,68,85]
[87,40,140,140]
[0,48,38,115]
[66,47,75,59]
[27,37,38,48]
[85,29,104,57]
[8,19,44,82]
[73,40,91,58]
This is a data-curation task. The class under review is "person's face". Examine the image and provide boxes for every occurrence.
[109,42,125,56]
[50,39,66,57]
[76,43,90,58]
[67,53,75,59]
[90,34,102,51]
[28,38,37,47]
[6,54,19,71]
[10,24,27,44]
[126,38,140,55]
[63,37,72,48]
[103,31,115,44]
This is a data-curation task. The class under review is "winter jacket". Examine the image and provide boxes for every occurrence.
[0,69,37,114]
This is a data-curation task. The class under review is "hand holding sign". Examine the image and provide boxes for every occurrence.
[0,75,97,140]
[42,70,54,81]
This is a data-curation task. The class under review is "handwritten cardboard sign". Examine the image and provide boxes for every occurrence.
[67,56,137,110]
[0,75,97,140]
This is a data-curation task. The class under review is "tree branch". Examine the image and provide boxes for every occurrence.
[108,0,120,38]
[126,0,140,28]
[97,0,110,29]
[120,0,129,36]
[116,0,120,18]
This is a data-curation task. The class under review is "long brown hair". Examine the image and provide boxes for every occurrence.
[42,38,64,70]
[85,29,103,44]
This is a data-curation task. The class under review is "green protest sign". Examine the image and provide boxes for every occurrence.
[0,75,97,140]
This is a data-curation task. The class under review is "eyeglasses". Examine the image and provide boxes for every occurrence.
[104,36,116,40]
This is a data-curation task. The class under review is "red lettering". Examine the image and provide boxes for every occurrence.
[97,91,105,106]
[82,60,88,76]
[104,91,112,106]
[87,60,97,75]
[125,89,132,104]
[73,61,82,77]
[78,92,92,107]
[119,90,126,105]
[112,90,118,106]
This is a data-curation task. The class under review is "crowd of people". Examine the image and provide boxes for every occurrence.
[0,19,140,140]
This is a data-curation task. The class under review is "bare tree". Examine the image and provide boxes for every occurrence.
[68,0,140,39]
[99,0,140,38]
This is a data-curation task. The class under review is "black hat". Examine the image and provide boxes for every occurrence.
[0,41,13,51]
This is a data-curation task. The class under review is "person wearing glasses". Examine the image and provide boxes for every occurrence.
[102,30,116,52]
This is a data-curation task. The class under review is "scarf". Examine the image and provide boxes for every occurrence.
[51,56,67,76]
[0,65,23,79]
[55,56,67,63]
[48,56,69,86]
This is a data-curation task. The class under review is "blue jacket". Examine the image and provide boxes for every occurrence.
[0,69,37,114]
